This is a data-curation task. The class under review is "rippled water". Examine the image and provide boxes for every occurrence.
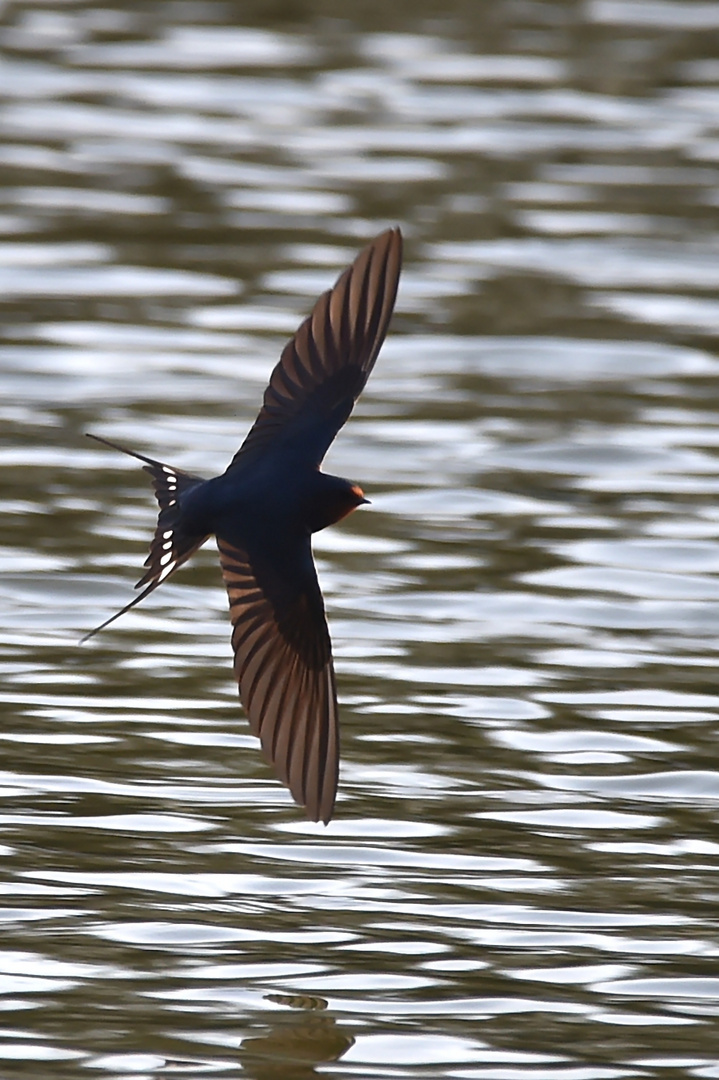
[3,1,719,1076]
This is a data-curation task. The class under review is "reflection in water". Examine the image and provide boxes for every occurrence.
[2,0,719,1077]
[240,995,354,1080]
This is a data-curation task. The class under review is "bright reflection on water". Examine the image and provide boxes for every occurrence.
[2,0,719,1076]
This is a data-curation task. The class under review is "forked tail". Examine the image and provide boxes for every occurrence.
[81,434,210,642]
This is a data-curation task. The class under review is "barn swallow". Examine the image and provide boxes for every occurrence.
[83,227,403,824]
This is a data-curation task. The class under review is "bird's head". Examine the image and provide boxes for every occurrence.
[306,475,369,533]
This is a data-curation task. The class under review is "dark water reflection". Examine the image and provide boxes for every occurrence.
[3,0,719,1076]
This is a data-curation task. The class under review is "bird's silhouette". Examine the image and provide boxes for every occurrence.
[83,227,403,824]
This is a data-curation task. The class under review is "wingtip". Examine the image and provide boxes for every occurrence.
[379,224,402,248]
[369,225,402,251]
[376,226,403,288]
[305,801,335,826]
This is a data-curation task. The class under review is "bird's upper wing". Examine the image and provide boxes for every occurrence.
[217,535,339,823]
[229,227,402,470]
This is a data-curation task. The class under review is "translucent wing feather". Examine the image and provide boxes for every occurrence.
[217,537,339,823]
[230,227,402,469]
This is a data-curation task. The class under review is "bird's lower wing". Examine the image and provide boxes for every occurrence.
[217,537,339,823]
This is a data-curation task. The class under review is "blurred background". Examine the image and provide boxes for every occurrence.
[2,0,719,1076]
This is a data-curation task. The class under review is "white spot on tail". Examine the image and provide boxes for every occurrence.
[158,561,175,582]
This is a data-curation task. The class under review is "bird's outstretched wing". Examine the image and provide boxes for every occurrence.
[81,435,210,642]
[229,226,402,470]
[217,535,339,823]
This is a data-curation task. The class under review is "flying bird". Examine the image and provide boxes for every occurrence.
[83,227,403,824]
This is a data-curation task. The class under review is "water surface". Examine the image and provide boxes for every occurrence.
[2,1,719,1076]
